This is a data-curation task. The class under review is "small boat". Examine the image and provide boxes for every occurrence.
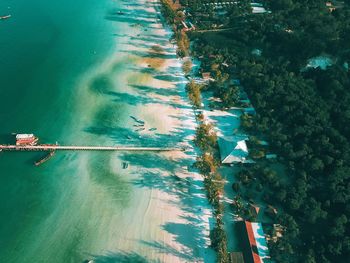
[0,15,11,20]
[122,162,129,169]
[149,128,157,131]
[116,11,125,15]
[135,127,145,132]
[130,116,145,124]
[34,151,55,166]
[133,124,144,127]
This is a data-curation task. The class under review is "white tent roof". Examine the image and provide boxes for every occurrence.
[235,140,248,152]
[218,137,249,164]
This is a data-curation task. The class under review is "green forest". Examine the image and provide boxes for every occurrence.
[177,0,350,262]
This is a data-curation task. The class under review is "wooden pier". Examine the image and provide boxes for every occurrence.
[0,144,183,152]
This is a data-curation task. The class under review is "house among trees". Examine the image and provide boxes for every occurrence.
[218,137,252,164]
[265,205,278,217]
[244,107,256,115]
[265,154,277,160]
[265,224,284,243]
[201,72,215,82]
[251,2,269,14]
[326,1,336,12]
[249,203,261,219]
[181,20,195,31]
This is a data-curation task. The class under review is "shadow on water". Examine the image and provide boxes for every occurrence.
[119,49,177,60]
[104,14,156,26]
[130,84,179,97]
[89,251,153,263]
[123,39,170,49]
[88,153,131,206]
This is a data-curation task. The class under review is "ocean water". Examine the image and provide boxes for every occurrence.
[0,0,126,262]
[0,0,216,262]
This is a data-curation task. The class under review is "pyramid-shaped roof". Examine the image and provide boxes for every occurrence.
[218,137,249,164]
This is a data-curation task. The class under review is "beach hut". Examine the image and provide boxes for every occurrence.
[266,224,284,243]
[202,72,210,79]
[218,137,249,164]
[266,205,278,217]
[249,203,261,218]
[266,154,277,159]
[202,72,214,81]
[258,140,269,146]
[326,1,336,11]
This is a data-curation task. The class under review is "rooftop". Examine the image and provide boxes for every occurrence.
[218,137,251,164]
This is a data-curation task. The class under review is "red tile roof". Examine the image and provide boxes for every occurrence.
[245,221,262,263]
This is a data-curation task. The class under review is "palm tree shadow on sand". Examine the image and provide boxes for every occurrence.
[88,251,155,263]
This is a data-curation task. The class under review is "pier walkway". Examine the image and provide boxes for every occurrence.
[0,145,183,152]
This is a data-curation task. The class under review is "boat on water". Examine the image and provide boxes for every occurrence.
[34,151,55,166]
[149,128,157,131]
[130,116,145,124]
[0,15,11,20]
[122,162,129,169]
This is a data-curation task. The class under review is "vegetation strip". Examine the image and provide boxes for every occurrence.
[179,0,350,262]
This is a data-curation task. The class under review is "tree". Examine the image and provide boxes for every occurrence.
[214,85,240,108]
[186,80,202,107]
[194,123,217,151]
[182,59,192,75]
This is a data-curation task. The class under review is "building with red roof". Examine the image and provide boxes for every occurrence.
[242,221,271,263]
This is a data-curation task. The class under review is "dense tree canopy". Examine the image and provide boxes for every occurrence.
[181,0,350,262]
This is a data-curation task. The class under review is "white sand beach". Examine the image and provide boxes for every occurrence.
[67,0,217,262]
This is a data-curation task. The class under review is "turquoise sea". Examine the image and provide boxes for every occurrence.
[0,0,126,262]
[0,0,217,262]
